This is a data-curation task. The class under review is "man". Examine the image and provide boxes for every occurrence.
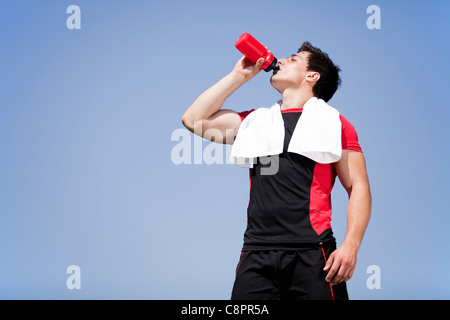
[181,41,371,300]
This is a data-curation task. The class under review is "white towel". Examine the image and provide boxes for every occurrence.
[229,97,342,167]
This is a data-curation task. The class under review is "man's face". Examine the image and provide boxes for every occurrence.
[270,51,310,93]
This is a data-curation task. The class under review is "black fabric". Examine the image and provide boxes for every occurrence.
[231,242,349,300]
[243,111,334,250]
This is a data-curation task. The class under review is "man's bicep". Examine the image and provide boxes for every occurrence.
[197,109,242,144]
[334,150,368,194]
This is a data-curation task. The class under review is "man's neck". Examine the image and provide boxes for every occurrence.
[280,89,314,111]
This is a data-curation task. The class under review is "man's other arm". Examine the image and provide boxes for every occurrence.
[324,150,372,285]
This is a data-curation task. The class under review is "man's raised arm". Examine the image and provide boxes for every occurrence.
[181,56,265,144]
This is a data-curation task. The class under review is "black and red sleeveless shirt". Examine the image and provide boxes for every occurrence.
[238,107,362,250]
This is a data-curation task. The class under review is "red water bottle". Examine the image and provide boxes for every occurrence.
[235,32,278,72]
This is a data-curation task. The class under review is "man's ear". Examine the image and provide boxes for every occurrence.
[306,71,320,83]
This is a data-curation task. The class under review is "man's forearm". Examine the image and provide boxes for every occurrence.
[182,56,265,131]
[324,181,371,285]
[343,182,372,250]
[182,72,246,128]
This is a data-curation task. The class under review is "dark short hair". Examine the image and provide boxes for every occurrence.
[298,42,341,102]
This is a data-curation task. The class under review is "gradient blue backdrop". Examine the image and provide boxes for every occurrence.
[1,0,449,299]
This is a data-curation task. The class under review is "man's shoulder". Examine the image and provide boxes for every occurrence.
[338,114,362,152]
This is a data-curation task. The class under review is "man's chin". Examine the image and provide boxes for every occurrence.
[270,76,283,93]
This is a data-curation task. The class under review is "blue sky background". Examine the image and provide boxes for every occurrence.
[1,0,449,299]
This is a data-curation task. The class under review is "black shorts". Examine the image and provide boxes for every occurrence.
[231,242,349,300]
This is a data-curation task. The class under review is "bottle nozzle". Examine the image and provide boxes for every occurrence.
[263,57,278,72]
